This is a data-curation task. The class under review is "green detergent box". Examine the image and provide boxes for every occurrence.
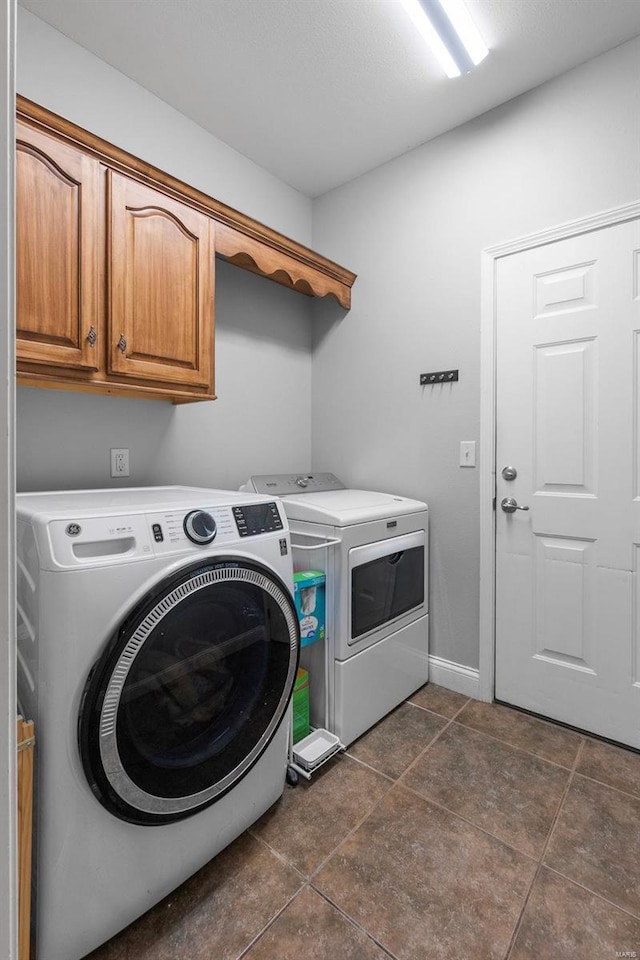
[292,668,310,744]
[293,570,326,647]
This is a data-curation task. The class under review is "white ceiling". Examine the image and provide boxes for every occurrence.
[18,0,640,197]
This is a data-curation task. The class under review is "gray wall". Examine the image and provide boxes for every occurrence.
[311,36,640,670]
[17,260,314,492]
[17,7,311,242]
[16,9,316,494]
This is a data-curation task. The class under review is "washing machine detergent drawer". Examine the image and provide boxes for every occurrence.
[332,614,429,746]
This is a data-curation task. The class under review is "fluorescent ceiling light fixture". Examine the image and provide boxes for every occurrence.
[399,0,489,78]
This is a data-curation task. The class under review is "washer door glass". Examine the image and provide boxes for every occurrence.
[79,558,299,824]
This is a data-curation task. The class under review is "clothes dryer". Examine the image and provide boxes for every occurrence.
[16,486,299,960]
[243,474,428,745]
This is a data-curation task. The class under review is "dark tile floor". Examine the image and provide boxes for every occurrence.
[85,685,640,960]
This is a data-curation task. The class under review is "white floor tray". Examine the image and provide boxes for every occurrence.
[292,728,342,772]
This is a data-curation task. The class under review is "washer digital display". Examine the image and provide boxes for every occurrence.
[232,502,283,537]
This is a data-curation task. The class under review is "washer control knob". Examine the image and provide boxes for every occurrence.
[183,510,217,544]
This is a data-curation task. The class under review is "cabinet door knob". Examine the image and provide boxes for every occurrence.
[86,325,97,347]
[117,334,127,353]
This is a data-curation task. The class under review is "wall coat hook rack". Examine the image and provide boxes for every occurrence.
[419,369,459,385]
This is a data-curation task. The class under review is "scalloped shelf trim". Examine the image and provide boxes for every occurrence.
[215,224,352,308]
[222,250,341,304]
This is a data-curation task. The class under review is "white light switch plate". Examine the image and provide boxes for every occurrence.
[459,441,476,467]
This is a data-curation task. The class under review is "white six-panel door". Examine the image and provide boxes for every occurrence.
[495,218,640,748]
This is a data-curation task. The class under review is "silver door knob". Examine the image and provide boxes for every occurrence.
[501,465,517,481]
[501,497,529,514]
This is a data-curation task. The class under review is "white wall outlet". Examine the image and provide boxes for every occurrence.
[110,448,130,478]
[459,441,476,467]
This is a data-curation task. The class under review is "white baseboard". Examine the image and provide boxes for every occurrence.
[428,655,480,700]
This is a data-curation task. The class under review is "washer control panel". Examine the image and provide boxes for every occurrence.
[232,501,283,537]
[45,500,286,567]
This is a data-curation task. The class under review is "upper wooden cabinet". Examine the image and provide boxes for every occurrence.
[108,171,214,391]
[16,120,100,371]
[16,96,356,403]
[17,119,216,402]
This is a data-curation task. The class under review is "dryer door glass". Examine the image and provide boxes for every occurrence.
[79,558,299,824]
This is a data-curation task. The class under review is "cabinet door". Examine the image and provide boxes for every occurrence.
[108,171,214,391]
[16,121,100,370]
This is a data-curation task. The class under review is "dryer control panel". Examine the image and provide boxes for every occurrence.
[247,473,345,496]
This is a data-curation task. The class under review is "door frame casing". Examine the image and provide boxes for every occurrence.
[478,200,640,703]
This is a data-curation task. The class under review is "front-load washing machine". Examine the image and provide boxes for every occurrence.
[16,486,299,960]
[243,474,428,746]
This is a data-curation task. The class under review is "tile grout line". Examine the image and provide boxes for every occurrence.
[452,706,640,785]
[406,696,471,721]
[495,704,640,760]
[247,828,310,883]
[345,698,468,784]
[385,714,459,781]
[311,886,399,960]
[344,700,465,772]
[341,752,396,782]
[242,830,395,960]
[503,736,586,960]
[542,864,640,924]
[305,775,397,884]
[571,769,640,804]
[449,717,579,771]
[533,746,640,925]
[232,829,311,960]
[302,712,462,884]
[234,882,307,960]
[251,745,405,884]
[290,774,406,955]
[540,737,586,860]
[386,702,577,864]
[395,779,540,864]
